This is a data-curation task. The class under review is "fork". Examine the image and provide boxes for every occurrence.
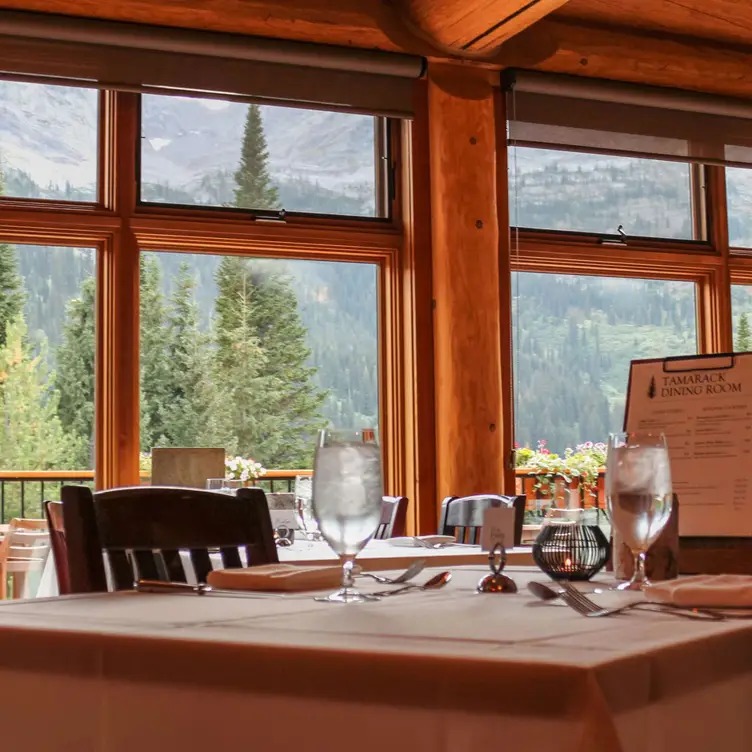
[357,559,426,584]
[558,581,725,621]
[412,537,451,549]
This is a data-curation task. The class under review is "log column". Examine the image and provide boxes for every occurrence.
[428,64,510,502]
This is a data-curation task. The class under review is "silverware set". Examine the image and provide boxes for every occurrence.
[529,580,752,620]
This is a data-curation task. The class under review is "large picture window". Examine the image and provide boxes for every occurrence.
[140,95,384,218]
[139,252,379,470]
[512,272,698,454]
[0,81,98,202]
[508,147,695,239]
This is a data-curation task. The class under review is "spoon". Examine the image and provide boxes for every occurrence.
[373,570,452,598]
[527,580,563,602]
[357,559,426,585]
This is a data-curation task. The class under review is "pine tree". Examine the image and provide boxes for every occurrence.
[0,316,79,471]
[55,276,96,467]
[0,170,24,348]
[159,263,223,447]
[140,255,171,451]
[737,313,752,352]
[234,104,279,210]
[213,258,326,466]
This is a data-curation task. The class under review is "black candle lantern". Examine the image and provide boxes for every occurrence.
[532,514,610,581]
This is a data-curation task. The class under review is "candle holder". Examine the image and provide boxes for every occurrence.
[532,508,610,581]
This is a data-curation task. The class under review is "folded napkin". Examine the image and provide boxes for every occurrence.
[207,564,341,592]
[645,574,752,608]
[387,535,456,548]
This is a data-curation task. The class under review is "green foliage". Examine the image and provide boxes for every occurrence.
[0,317,81,470]
[158,263,223,447]
[55,277,96,468]
[737,313,751,352]
[0,171,24,349]
[234,104,279,210]
[213,256,327,466]
[140,255,172,450]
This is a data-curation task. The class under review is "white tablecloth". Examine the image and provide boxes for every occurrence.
[0,566,750,752]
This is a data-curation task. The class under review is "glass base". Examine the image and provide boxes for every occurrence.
[614,576,652,591]
[315,587,380,604]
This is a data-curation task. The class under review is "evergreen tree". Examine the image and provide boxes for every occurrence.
[159,263,223,447]
[737,313,752,352]
[0,171,24,348]
[234,104,279,210]
[213,257,326,466]
[0,316,79,470]
[55,276,96,467]
[140,255,171,451]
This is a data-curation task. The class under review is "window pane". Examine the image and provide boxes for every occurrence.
[513,273,698,454]
[0,82,98,201]
[509,147,694,239]
[0,243,96,518]
[140,95,380,217]
[726,168,752,247]
[139,252,379,472]
[732,284,752,350]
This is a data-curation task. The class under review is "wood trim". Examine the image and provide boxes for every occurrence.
[401,79,436,534]
[495,87,516,495]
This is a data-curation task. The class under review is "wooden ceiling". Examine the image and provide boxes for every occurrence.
[2,0,752,97]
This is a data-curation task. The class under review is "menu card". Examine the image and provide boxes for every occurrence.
[625,354,752,537]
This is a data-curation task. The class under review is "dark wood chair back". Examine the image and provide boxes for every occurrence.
[439,494,526,546]
[375,496,408,539]
[44,500,71,595]
[61,485,278,593]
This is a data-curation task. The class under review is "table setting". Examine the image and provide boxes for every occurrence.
[3,427,752,751]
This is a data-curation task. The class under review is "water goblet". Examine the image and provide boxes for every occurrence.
[312,428,383,604]
[606,431,673,591]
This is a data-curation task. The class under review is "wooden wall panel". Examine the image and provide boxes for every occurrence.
[428,64,505,501]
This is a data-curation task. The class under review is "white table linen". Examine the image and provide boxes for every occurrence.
[0,567,749,752]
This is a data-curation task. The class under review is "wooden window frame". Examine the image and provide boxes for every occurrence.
[506,152,737,452]
[0,88,414,506]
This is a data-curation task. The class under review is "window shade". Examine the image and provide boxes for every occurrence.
[504,69,752,167]
[0,10,425,118]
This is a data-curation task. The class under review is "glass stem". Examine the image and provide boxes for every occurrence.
[633,551,647,584]
[340,556,356,590]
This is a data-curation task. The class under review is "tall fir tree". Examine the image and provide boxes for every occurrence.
[55,276,96,467]
[139,255,171,452]
[737,313,752,352]
[0,316,80,471]
[234,104,279,210]
[0,170,24,348]
[213,257,326,467]
[159,263,223,447]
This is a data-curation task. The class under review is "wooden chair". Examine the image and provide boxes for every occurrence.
[439,495,526,546]
[375,496,408,539]
[0,519,51,599]
[60,485,278,594]
[44,500,71,595]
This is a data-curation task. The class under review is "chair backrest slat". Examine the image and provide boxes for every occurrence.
[108,550,134,591]
[439,495,526,547]
[61,485,278,593]
[44,500,70,594]
[160,549,186,583]
[374,496,408,540]
[220,546,242,569]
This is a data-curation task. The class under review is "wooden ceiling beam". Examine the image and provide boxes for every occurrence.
[396,0,571,55]
[498,19,752,100]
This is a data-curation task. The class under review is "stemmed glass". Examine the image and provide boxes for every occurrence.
[606,432,673,590]
[312,428,383,603]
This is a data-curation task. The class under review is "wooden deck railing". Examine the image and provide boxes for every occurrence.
[0,467,604,525]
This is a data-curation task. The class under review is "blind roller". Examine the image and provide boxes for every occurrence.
[0,10,425,118]
[504,69,752,167]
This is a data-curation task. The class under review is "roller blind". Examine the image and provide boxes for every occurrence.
[504,69,752,167]
[0,10,425,118]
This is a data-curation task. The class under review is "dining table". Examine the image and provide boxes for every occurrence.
[1,565,750,752]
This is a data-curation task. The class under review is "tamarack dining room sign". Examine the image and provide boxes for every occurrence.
[654,371,743,398]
